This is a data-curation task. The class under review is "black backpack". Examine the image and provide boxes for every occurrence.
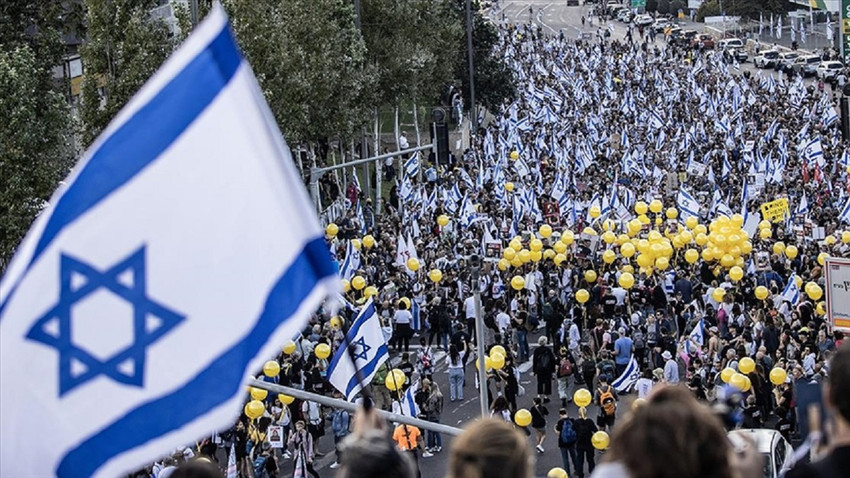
[633,330,645,349]
[581,359,596,376]
[537,349,554,373]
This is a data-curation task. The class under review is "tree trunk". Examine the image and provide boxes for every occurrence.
[412,102,422,182]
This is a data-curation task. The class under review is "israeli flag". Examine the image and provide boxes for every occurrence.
[411,299,421,331]
[783,275,801,305]
[339,240,361,282]
[796,192,809,216]
[612,356,639,393]
[804,138,824,166]
[404,153,420,178]
[0,8,338,478]
[327,299,389,401]
[839,196,850,224]
[823,107,838,127]
[401,380,421,417]
[677,187,700,221]
[685,319,705,355]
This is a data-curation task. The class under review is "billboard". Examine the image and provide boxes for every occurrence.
[825,257,850,333]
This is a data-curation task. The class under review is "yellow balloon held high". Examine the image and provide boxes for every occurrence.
[730,373,749,391]
[548,467,568,478]
[511,275,525,291]
[407,257,420,271]
[514,409,532,427]
[619,272,635,289]
[684,248,699,264]
[283,340,296,355]
[491,345,507,358]
[330,316,343,328]
[540,224,553,238]
[490,352,506,370]
[498,258,509,271]
[635,201,648,215]
[505,182,514,192]
[244,400,265,419]
[554,241,567,254]
[843,231,850,244]
[530,238,544,252]
[754,286,769,300]
[770,368,788,385]
[385,369,406,391]
[503,247,516,261]
[589,205,601,218]
[729,266,743,282]
[666,207,678,219]
[785,245,798,259]
[510,150,519,160]
[561,230,575,245]
[437,214,450,227]
[530,250,543,262]
[686,216,699,230]
[351,239,361,250]
[574,388,592,407]
[326,223,339,237]
[364,285,378,298]
[585,270,598,283]
[621,242,636,258]
[738,357,755,374]
[818,252,829,266]
[805,282,823,300]
[602,249,616,264]
[362,235,375,249]
[519,249,531,263]
[278,394,295,405]
[429,269,443,283]
[341,278,351,293]
[351,275,366,290]
[712,287,726,303]
[554,253,567,266]
[263,360,281,377]
[592,431,610,450]
[575,289,590,304]
[250,387,268,401]
[720,367,735,383]
[649,199,663,213]
[315,343,331,359]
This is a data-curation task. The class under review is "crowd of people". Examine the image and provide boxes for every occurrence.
[140,11,850,478]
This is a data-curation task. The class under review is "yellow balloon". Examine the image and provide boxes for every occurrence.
[407,257,420,271]
[548,467,569,478]
[785,245,798,259]
[326,223,339,237]
[712,287,726,303]
[511,275,525,291]
[330,316,344,328]
[806,282,823,300]
[622,264,634,274]
[585,270,598,283]
[738,357,755,374]
[636,253,653,268]
[575,289,590,304]
[351,239,362,250]
[510,257,523,268]
[602,231,617,244]
[491,345,507,358]
[315,343,331,359]
[583,227,598,236]
[574,388,592,407]
[635,201,648,215]
[428,269,443,283]
[364,285,378,298]
[720,367,735,383]
[617,233,630,245]
[590,205,601,218]
[540,224,553,238]
[603,250,616,264]
[843,231,850,244]
[740,240,753,254]
[561,230,575,245]
[828,235,839,246]
[695,232,709,246]
[730,373,749,391]
[505,182,514,192]
[250,387,268,401]
[519,249,531,263]
[554,253,567,266]
[503,247,516,261]
[731,213,745,227]
[515,408,532,427]
[755,286,769,300]
[621,242,636,258]
[649,199,663,213]
[818,252,829,266]
[362,235,375,249]
[282,340,296,355]
[341,279,351,293]
[666,207,679,219]
[530,238,543,252]
[437,215,450,227]
[510,150,519,160]
[684,248,699,264]
[278,394,295,405]
[530,250,543,262]
[686,216,699,230]
[498,258,509,271]
[490,352,506,370]
[263,360,281,377]
[729,266,744,282]
[720,254,736,269]
[245,400,265,419]
[619,272,635,289]
[759,220,771,230]
[351,275,366,290]
[554,241,567,254]
[770,368,788,386]
[655,256,670,270]
[817,301,826,316]
[592,431,610,450]
[637,214,650,225]
[701,248,714,262]
[385,369,407,391]
[759,228,772,240]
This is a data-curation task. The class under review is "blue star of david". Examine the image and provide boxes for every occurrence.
[351,336,371,361]
[26,246,185,397]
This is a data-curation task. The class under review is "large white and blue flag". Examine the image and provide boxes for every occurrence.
[677,187,700,221]
[782,275,801,305]
[339,240,361,281]
[0,8,338,478]
[327,299,389,401]
[685,319,705,355]
[612,355,640,393]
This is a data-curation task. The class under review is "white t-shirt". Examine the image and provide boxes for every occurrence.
[635,377,654,398]
[394,309,412,325]
[464,296,477,319]
[496,312,512,332]
[612,287,627,305]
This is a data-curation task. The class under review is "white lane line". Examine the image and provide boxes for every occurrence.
[535,3,558,34]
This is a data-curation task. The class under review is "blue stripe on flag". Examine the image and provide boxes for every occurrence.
[57,237,336,477]
[29,26,242,275]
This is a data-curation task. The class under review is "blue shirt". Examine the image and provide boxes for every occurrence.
[614,337,633,365]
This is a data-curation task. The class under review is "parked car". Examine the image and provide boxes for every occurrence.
[718,38,745,50]
[617,9,634,22]
[672,29,697,47]
[691,34,715,49]
[816,60,844,80]
[775,51,800,71]
[652,19,671,32]
[790,54,821,76]
[727,429,793,478]
[634,14,654,27]
[754,50,780,68]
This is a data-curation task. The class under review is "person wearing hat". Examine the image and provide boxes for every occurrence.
[662,350,679,384]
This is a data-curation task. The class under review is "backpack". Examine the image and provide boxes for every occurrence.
[560,419,577,445]
[558,357,573,377]
[633,330,645,349]
[525,315,539,332]
[599,385,616,416]
[581,359,596,376]
[542,302,555,319]
[252,456,268,478]
[331,410,350,436]
[537,349,554,373]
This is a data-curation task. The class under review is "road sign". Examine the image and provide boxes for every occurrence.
[631,0,646,8]
[843,0,850,62]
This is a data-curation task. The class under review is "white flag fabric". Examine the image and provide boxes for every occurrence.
[226,444,237,478]
[677,187,700,221]
[327,299,389,401]
[0,8,336,478]
[782,275,801,305]
[685,319,705,355]
[401,380,421,418]
[612,355,640,393]
[339,240,361,281]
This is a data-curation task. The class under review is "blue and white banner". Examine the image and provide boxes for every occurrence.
[685,319,705,355]
[0,8,337,477]
[782,275,801,305]
[612,356,639,393]
[327,299,389,401]
[339,240,361,281]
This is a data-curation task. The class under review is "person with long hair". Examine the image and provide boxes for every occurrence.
[447,343,466,401]
[446,418,533,478]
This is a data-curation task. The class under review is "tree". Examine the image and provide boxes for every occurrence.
[453,0,516,116]
[0,2,75,271]
[225,0,376,144]
[646,0,659,13]
[79,0,175,146]
[657,0,671,15]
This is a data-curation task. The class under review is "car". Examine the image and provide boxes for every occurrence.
[718,38,745,50]
[724,47,748,63]
[691,34,715,49]
[754,50,780,69]
[790,54,821,76]
[775,51,799,71]
[634,14,654,27]
[727,429,793,478]
[617,9,634,22]
[816,60,843,80]
[652,19,671,32]
[672,29,697,47]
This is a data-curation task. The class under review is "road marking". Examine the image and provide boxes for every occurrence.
[450,397,478,415]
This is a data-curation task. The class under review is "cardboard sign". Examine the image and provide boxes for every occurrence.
[760,198,789,223]
[268,425,284,448]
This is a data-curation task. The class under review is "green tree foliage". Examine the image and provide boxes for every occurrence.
[657,0,671,15]
[0,2,74,270]
[79,0,174,146]
[360,0,462,107]
[646,0,659,13]
[696,0,721,21]
[453,0,516,116]
[225,0,376,143]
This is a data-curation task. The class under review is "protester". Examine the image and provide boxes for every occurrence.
[446,418,533,478]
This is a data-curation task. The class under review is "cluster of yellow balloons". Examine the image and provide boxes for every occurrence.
[477,345,508,371]
[692,215,752,270]
[498,226,575,272]
[632,229,676,273]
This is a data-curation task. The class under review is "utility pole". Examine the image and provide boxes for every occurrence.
[470,255,488,417]
[190,0,199,27]
[466,0,478,137]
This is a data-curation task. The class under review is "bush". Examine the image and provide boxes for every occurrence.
[695,0,720,22]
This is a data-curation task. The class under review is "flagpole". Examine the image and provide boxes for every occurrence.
[470,255,489,417]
